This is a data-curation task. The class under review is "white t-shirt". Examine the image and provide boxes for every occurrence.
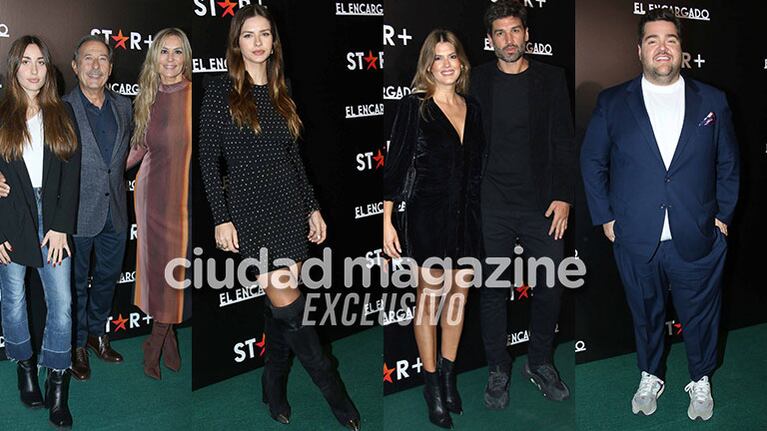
[23,110,45,188]
[641,75,685,241]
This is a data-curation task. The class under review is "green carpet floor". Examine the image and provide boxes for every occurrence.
[383,342,576,431]
[576,323,767,430]
[0,326,382,430]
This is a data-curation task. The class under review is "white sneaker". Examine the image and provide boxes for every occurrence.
[685,376,714,421]
[632,371,665,415]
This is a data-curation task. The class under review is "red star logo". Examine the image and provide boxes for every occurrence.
[217,0,237,17]
[673,323,683,335]
[373,149,385,170]
[363,51,378,70]
[112,314,128,332]
[256,332,266,357]
[111,30,129,50]
[515,284,530,300]
[383,362,395,383]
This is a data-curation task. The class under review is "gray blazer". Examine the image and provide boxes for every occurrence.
[63,87,133,237]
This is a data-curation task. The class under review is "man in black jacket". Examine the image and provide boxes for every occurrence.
[471,0,576,408]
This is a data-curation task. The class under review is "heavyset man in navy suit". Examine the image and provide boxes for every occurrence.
[581,9,739,421]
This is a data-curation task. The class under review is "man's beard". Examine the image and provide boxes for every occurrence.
[495,44,524,63]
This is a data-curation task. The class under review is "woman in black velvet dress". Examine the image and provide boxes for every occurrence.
[383,29,483,429]
[199,5,359,430]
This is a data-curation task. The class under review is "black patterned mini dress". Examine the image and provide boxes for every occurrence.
[199,75,319,271]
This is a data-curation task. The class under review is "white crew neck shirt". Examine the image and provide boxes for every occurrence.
[641,75,685,241]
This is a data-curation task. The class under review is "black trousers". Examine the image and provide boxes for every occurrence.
[480,207,564,369]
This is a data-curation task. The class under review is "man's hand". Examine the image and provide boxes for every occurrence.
[545,200,570,240]
[715,218,728,236]
[0,171,9,198]
[603,220,615,242]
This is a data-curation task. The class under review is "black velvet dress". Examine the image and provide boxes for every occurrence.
[383,93,483,266]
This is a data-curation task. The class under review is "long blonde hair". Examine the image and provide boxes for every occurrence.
[411,29,471,116]
[226,4,302,139]
[0,35,77,161]
[131,28,192,148]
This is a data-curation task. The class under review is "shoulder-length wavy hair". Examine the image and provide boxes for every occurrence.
[0,35,77,161]
[131,28,193,148]
[411,29,471,115]
[226,4,302,139]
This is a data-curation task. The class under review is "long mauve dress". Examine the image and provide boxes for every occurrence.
[127,79,191,324]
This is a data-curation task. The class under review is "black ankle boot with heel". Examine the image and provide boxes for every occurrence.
[17,358,43,408]
[44,368,73,428]
[438,355,463,415]
[423,369,453,429]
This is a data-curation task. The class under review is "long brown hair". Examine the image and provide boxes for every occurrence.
[226,4,302,139]
[0,35,77,161]
[411,29,471,116]
[132,28,193,148]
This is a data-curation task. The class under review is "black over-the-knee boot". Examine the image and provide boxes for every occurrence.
[270,295,361,431]
[262,297,293,424]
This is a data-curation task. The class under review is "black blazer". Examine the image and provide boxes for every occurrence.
[0,104,81,267]
[470,59,576,209]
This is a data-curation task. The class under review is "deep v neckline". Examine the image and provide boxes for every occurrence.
[432,97,467,145]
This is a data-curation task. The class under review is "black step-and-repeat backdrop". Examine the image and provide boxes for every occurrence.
[382,0,576,394]
[0,0,196,360]
[190,0,383,389]
[574,0,767,363]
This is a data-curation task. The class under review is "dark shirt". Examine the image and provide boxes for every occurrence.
[482,66,538,209]
[79,87,117,166]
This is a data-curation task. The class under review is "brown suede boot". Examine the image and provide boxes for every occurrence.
[142,322,170,380]
[161,324,181,372]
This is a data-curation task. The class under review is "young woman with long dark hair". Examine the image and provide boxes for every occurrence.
[199,5,360,430]
[0,35,81,428]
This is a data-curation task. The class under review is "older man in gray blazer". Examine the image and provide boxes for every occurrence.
[62,35,133,381]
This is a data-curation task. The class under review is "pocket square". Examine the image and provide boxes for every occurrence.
[698,111,716,126]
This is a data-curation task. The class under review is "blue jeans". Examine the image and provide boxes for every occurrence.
[0,188,73,370]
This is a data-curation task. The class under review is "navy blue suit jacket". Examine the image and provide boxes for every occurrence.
[580,75,739,262]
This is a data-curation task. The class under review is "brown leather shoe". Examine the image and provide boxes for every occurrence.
[87,335,124,363]
[71,347,91,381]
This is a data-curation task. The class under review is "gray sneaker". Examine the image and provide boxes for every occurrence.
[484,366,510,409]
[685,376,713,421]
[631,371,665,415]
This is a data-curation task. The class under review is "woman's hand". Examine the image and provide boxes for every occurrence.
[215,222,239,253]
[0,171,9,197]
[308,211,327,244]
[41,230,70,267]
[383,221,401,259]
[0,241,12,264]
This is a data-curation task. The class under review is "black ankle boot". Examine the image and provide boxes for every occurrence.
[423,370,453,429]
[17,359,43,408]
[261,300,292,425]
[271,296,361,431]
[45,369,73,428]
[438,355,463,415]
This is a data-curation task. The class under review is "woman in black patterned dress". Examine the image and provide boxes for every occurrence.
[198,5,360,430]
